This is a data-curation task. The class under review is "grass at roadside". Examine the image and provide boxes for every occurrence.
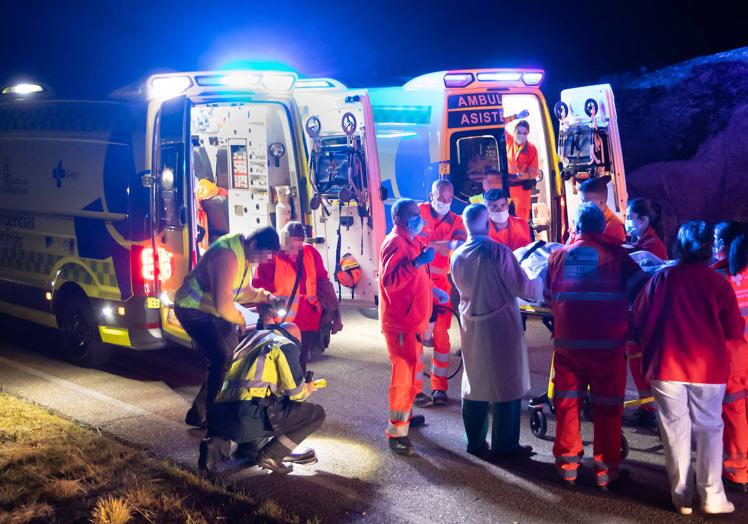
[0,392,304,524]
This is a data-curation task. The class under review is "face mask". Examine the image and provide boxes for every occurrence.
[431,198,451,216]
[625,219,637,234]
[407,215,424,235]
[489,209,509,224]
[514,134,527,145]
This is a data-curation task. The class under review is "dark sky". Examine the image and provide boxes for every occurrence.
[1,0,746,98]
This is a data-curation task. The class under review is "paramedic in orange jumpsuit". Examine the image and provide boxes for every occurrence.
[568,176,626,244]
[547,202,648,489]
[380,198,442,456]
[505,120,538,221]
[416,179,467,406]
[712,221,748,492]
[485,189,532,251]
[623,197,668,427]
[252,221,340,374]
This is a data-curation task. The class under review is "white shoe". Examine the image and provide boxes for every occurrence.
[702,500,734,514]
[677,507,692,515]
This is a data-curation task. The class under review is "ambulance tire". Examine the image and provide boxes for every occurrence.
[621,434,629,460]
[60,298,110,368]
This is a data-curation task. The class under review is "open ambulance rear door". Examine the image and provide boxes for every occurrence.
[293,84,385,308]
[555,84,627,234]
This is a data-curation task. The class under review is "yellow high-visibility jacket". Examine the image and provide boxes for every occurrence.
[214,329,309,403]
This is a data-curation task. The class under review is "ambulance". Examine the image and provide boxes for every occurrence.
[367,69,627,244]
[0,72,384,366]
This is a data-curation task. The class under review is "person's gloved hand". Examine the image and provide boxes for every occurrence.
[432,287,449,305]
[413,247,435,267]
[515,109,530,119]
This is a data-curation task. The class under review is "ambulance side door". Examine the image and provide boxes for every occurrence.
[555,84,627,234]
[296,91,383,307]
[154,95,194,344]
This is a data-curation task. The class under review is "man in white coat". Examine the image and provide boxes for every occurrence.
[451,203,542,457]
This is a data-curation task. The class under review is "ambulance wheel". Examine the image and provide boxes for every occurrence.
[530,409,547,438]
[60,298,110,368]
[621,434,629,460]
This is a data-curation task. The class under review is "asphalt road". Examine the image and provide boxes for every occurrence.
[0,311,745,523]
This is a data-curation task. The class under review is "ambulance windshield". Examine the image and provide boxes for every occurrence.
[452,135,501,201]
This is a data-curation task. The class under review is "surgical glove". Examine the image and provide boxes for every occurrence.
[413,247,435,267]
[515,109,530,119]
[432,287,450,305]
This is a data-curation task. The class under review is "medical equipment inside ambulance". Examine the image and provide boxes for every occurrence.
[189,102,299,251]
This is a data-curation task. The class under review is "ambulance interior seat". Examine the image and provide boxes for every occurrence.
[193,146,215,183]
[201,145,230,241]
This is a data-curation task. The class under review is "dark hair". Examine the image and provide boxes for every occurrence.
[576,202,605,234]
[462,203,488,234]
[515,120,530,133]
[392,198,417,222]
[485,188,509,202]
[282,221,306,239]
[579,176,611,198]
[730,230,748,276]
[673,221,712,264]
[245,226,281,252]
[628,197,664,239]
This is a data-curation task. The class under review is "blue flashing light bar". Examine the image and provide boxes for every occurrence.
[444,73,474,88]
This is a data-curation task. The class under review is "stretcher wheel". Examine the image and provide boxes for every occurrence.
[621,434,629,460]
[530,409,547,438]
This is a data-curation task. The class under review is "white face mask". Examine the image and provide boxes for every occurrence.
[514,134,528,146]
[489,209,509,224]
[431,198,451,216]
[625,219,637,234]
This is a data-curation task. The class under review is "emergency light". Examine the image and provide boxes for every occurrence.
[149,76,192,99]
[220,73,262,87]
[1,83,44,95]
[444,73,474,88]
[522,72,544,86]
[477,72,522,82]
[295,78,348,90]
[194,72,296,92]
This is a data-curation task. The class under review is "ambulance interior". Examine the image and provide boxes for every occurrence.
[188,102,300,252]
[450,94,552,241]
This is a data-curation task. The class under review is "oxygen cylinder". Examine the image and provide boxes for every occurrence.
[275,186,292,231]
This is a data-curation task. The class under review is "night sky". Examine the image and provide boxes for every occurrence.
[1,0,746,98]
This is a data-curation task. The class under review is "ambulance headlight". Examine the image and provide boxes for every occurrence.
[444,73,474,88]
[101,306,114,319]
[477,72,521,82]
[261,74,296,92]
[150,76,192,99]
[522,72,544,86]
[1,83,44,95]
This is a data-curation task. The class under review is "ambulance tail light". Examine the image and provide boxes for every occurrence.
[444,73,474,88]
[522,72,544,86]
[141,247,173,282]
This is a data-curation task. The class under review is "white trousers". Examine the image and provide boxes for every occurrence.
[651,380,729,508]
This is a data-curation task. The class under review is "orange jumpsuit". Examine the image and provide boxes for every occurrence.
[506,131,538,221]
[547,233,647,486]
[488,216,532,251]
[379,225,433,437]
[625,226,668,413]
[417,202,466,392]
[715,261,748,484]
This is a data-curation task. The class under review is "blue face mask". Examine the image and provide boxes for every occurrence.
[407,215,424,235]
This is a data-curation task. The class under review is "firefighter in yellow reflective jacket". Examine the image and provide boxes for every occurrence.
[198,322,326,477]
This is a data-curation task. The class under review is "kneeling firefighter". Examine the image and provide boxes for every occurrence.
[199,322,326,477]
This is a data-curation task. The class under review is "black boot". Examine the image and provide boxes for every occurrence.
[185,406,206,429]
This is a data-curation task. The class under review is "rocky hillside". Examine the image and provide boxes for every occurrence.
[609,47,748,246]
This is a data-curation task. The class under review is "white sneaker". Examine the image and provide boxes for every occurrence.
[702,500,734,514]
[677,507,692,515]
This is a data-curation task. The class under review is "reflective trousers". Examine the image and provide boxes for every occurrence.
[626,340,655,412]
[430,275,452,392]
[552,347,626,486]
[723,372,748,484]
[509,185,532,222]
[384,330,424,437]
[652,380,729,509]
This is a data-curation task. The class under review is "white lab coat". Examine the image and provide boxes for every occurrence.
[451,234,542,402]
